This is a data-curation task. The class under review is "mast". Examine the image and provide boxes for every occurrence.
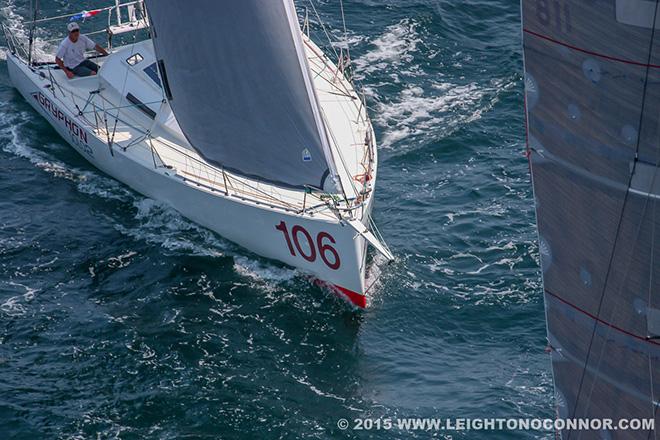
[27,0,39,65]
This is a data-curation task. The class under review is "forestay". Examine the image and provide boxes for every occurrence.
[522,0,660,435]
[144,0,337,190]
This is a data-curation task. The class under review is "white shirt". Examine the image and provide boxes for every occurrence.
[56,35,96,69]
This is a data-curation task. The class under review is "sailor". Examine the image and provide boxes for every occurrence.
[55,22,108,79]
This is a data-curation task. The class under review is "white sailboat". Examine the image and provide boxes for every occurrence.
[2,0,393,308]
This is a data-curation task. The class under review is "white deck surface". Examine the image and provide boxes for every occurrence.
[38,36,376,221]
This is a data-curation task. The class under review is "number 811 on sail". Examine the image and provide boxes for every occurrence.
[275,221,341,270]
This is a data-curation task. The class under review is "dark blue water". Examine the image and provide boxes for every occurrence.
[0,1,552,438]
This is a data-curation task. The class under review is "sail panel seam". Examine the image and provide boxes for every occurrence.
[546,289,660,346]
[524,28,660,68]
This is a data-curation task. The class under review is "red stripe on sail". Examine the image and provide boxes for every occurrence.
[523,29,660,69]
[545,289,660,346]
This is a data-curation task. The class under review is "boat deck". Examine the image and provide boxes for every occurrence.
[34,36,376,221]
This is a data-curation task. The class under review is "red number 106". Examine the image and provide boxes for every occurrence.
[275,221,341,270]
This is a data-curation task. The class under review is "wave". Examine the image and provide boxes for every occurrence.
[115,198,229,257]
[0,104,135,203]
[375,78,514,150]
[350,17,518,151]
[233,255,298,283]
[0,281,37,317]
[0,0,54,62]
[352,18,423,81]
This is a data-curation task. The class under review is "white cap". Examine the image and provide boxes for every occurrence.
[67,22,80,32]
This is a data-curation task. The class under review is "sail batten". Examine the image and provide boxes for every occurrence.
[144,0,337,190]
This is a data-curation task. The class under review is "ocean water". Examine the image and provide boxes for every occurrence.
[0,1,552,439]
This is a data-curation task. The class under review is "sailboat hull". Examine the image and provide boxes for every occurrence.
[7,53,371,307]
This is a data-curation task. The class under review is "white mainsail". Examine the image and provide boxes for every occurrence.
[144,0,338,190]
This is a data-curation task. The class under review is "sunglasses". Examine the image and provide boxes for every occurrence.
[70,29,80,33]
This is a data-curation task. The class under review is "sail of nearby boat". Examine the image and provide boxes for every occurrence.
[144,0,339,191]
[522,0,660,435]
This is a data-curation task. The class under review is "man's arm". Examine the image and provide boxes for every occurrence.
[55,41,74,79]
[55,56,74,79]
[94,44,108,56]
